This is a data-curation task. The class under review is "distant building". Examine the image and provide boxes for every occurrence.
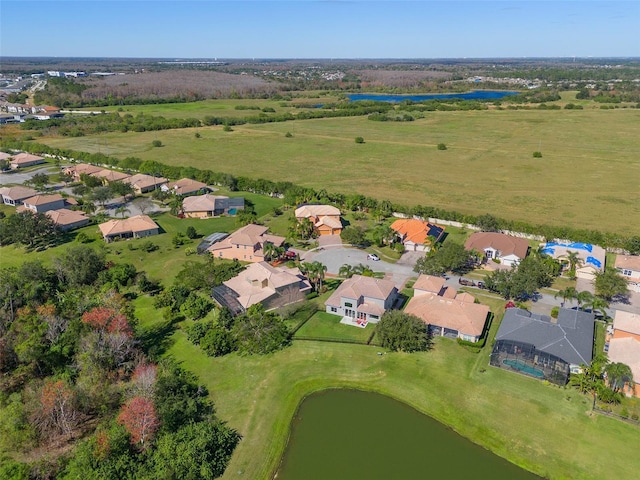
[0,186,38,206]
[161,178,209,196]
[465,232,529,267]
[615,255,640,293]
[9,153,45,170]
[122,173,168,194]
[207,224,285,263]
[390,218,445,252]
[183,194,244,218]
[294,204,342,236]
[325,275,398,324]
[46,208,90,231]
[98,215,160,242]
[21,194,66,213]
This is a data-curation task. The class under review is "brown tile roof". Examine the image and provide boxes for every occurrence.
[223,262,311,308]
[183,194,228,212]
[316,215,342,229]
[207,224,284,253]
[92,169,131,182]
[122,173,168,190]
[390,218,445,246]
[0,152,11,161]
[165,178,208,195]
[45,208,89,226]
[23,194,64,206]
[613,311,640,337]
[325,275,396,307]
[413,274,445,294]
[69,163,104,176]
[404,293,489,338]
[98,215,159,237]
[615,255,640,272]
[465,232,529,259]
[10,153,44,165]
[295,204,341,218]
[0,186,38,201]
[607,337,640,384]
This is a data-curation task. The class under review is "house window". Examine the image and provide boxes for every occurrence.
[330,307,337,313]
[485,250,493,259]
[622,269,632,276]
[344,302,353,308]
[370,315,379,320]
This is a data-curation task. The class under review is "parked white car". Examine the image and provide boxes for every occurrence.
[367,253,380,261]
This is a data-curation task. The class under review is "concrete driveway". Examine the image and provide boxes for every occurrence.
[0,166,59,186]
[305,246,418,288]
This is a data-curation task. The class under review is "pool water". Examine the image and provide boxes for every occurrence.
[502,359,545,378]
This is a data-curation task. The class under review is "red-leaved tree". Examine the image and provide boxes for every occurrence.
[33,379,79,437]
[117,396,159,448]
[82,307,133,336]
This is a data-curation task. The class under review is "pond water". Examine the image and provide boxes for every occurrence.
[275,389,541,480]
[348,90,518,102]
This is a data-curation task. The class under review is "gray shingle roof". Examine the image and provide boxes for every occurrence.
[496,308,595,366]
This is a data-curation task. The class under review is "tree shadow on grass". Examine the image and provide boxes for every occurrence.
[138,316,182,361]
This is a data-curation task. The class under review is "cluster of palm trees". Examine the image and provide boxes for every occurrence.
[262,242,286,262]
[554,287,610,320]
[571,354,634,405]
[288,217,315,241]
[338,263,375,278]
[299,261,327,292]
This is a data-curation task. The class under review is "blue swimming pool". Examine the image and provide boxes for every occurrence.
[502,359,545,378]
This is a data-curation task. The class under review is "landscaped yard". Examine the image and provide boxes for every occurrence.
[294,311,374,343]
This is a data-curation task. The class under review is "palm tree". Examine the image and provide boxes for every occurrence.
[604,362,634,394]
[563,250,583,279]
[263,242,277,262]
[576,290,594,310]
[310,261,327,291]
[339,264,354,278]
[554,287,578,306]
[115,205,130,219]
[584,295,610,321]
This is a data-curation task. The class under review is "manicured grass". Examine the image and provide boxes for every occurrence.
[294,311,374,343]
[162,327,639,480]
[39,107,640,236]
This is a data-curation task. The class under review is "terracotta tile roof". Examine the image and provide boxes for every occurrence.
[615,255,640,272]
[69,163,104,176]
[0,152,11,161]
[0,186,38,201]
[23,194,64,206]
[325,275,396,307]
[183,194,228,212]
[165,178,208,195]
[405,292,489,338]
[223,262,312,308]
[413,274,445,294]
[45,208,89,226]
[295,204,341,218]
[455,292,476,303]
[315,215,342,229]
[10,153,44,165]
[465,232,529,259]
[123,173,168,190]
[607,337,640,384]
[207,224,284,253]
[98,215,158,237]
[390,218,445,246]
[92,169,131,182]
[613,311,640,337]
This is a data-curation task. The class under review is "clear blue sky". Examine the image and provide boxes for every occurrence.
[1,1,638,58]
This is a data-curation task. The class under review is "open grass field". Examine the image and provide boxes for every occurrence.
[294,311,374,343]
[158,323,639,480]
[40,106,640,236]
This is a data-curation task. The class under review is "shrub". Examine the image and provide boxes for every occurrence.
[75,232,90,243]
[186,225,197,239]
[285,131,293,138]
[533,151,543,158]
[194,132,201,138]
[223,125,233,132]
[355,136,364,144]
[437,143,447,150]
[152,140,163,147]
[140,241,159,252]
[550,306,559,318]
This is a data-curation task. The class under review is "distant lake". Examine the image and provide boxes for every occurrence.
[348,90,519,102]
[275,389,541,480]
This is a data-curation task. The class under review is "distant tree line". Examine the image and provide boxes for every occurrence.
[3,138,640,254]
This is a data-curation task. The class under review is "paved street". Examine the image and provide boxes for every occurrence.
[0,166,59,186]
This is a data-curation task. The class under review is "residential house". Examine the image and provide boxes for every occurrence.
[0,152,11,162]
[390,218,445,252]
[46,208,90,231]
[161,178,209,196]
[212,261,312,315]
[539,241,606,280]
[98,215,160,242]
[21,194,66,213]
[183,194,245,218]
[122,173,168,194]
[207,224,285,263]
[325,275,398,324]
[404,274,489,342]
[64,163,104,181]
[607,311,640,397]
[490,307,595,385]
[465,232,529,267]
[615,255,640,293]
[294,204,343,236]
[91,169,131,184]
[9,153,45,170]
[0,186,38,206]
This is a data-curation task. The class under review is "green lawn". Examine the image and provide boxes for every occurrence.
[294,311,374,343]
[39,107,640,236]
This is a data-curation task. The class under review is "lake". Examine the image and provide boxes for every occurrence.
[275,389,541,480]
[348,90,519,102]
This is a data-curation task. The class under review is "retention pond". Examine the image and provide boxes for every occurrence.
[275,389,541,480]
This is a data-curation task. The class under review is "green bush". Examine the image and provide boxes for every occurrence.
[152,139,163,147]
[223,125,233,132]
[533,151,543,158]
[355,136,364,144]
[437,143,447,150]
[551,306,559,318]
